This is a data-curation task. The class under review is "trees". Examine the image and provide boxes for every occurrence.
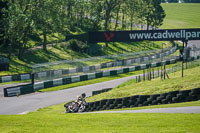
[89,0,103,30]
[125,0,137,30]
[1,0,68,57]
[150,0,166,29]
[2,0,35,58]
[102,0,123,31]
[136,0,165,30]
[0,1,8,53]
[1,0,167,58]
[33,0,58,51]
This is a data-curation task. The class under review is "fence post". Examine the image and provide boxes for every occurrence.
[31,73,35,85]
[139,75,141,82]
[182,61,184,78]
[150,68,152,80]
[164,65,166,80]
[153,68,154,79]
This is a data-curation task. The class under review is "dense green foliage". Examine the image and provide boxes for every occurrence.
[0,0,165,58]
[67,39,87,52]
[1,3,199,75]
[0,41,167,75]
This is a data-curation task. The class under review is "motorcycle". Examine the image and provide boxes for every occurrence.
[64,99,87,113]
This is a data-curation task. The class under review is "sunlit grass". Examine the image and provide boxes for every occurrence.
[0,100,200,133]
[161,3,200,29]
[86,65,200,102]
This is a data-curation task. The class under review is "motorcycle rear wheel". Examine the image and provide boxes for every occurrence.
[78,105,86,112]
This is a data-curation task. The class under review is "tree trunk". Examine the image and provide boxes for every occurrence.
[105,4,112,31]
[114,5,121,31]
[104,12,109,31]
[80,8,84,27]
[43,30,47,51]
[19,40,27,58]
[122,9,125,30]
[131,15,133,30]
[124,14,127,30]
[8,43,12,59]
[18,31,28,58]
[147,18,149,30]
[147,23,149,30]
[18,43,22,58]
[104,9,111,50]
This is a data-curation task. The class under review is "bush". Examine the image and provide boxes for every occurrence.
[67,39,87,52]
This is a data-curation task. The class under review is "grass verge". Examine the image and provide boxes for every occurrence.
[0,101,200,133]
[0,80,31,86]
[86,65,200,102]
[37,60,196,93]
[38,70,144,92]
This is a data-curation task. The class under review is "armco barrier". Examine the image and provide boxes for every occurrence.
[0,73,31,83]
[1,44,177,83]
[85,88,200,112]
[34,44,178,80]
[4,84,33,97]
[3,55,200,97]
[92,88,112,96]
[20,84,34,95]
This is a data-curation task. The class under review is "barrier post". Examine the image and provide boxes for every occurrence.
[153,68,154,79]
[31,73,35,85]
[164,65,166,80]
[150,67,152,80]
[182,41,185,78]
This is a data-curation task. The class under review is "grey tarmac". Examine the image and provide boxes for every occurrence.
[0,74,139,115]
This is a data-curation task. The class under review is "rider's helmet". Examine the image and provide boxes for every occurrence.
[82,93,86,98]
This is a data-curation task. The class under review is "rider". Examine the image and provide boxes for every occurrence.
[73,93,86,109]
[76,93,86,103]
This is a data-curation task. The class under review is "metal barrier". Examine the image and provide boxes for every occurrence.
[0,57,9,71]
[3,55,200,97]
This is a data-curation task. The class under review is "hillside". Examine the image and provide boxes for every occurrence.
[87,65,200,102]
[0,41,170,76]
[1,3,200,76]
[161,3,200,29]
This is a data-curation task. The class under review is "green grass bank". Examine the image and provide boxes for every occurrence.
[87,65,200,102]
[161,3,200,29]
[0,101,200,133]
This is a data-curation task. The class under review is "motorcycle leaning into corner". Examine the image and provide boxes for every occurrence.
[64,93,87,113]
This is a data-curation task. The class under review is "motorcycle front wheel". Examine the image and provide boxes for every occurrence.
[65,107,70,113]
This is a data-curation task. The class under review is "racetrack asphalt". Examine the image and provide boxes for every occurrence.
[0,74,140,115]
